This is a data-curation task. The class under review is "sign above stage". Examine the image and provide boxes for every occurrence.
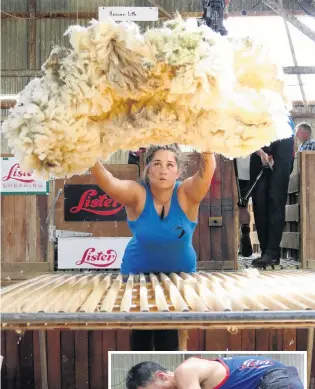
[64,184,127,222]
[57,237,130,269]
[98,7,158,21]
[0,156,49,195]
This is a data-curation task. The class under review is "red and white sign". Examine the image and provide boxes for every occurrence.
[1,157,49,194]
[57,237,131,269]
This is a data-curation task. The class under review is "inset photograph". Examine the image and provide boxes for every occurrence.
[110,352,307,389]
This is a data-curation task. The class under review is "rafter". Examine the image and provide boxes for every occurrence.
[262,0,315,42]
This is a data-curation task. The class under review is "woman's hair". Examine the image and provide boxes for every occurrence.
[126,362,168,389]
[143,144,186,183]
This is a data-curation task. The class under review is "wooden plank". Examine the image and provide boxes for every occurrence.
[74,331,89,389]
[89,331,103,389]
[37,195,49,262]
[285,204,299,222]
[307,259,315,269]
[61,331,75,389]
[206,329,228,351]
[300,152,315,269]
[227,330,242,351]
[221,158,238,269]
[1,262,50,280]
[283,329,297,351]
[1,196,15,263]
[33,331,42,389]
[25,197,37,262]
[210,155,222,262]
[14,196,27,262]
[269,329,283,351]
[116,330,130,351]
[19,331,34,389]
[103,331,117,389]
[296,329,308,351]
[255,329,270,351]
[47,331,61,389]
[187,330,200,351]
[5,331,20,389]
[1,331,7,388]
[198,154,211,263]
[241,330,256,351]
[1,262,50,272]
[197,261,234,270]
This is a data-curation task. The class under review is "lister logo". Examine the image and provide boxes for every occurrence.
[70,189,124,216]
[239,359,275,370]
[76,247,118,267]
[2,163,34,183]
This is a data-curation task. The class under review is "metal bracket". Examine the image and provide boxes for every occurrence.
[209,217,222,227]
[49,226,92,242]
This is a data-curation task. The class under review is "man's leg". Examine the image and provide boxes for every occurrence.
[238,179,253,257]
[265,137,294,262]
[257,367,304,388]
[250,153,270,258]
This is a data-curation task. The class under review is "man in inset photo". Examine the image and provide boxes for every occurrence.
[125,355,304,389]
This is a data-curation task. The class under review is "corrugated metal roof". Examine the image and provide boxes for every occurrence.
[1,0,28,13]
[1,20,28,70]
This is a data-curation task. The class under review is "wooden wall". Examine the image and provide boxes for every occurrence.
[1,328,314,389]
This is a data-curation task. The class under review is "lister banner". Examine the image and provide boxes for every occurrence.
[58,237,131,269]
[1,156,49,195]
[64,184,126,222]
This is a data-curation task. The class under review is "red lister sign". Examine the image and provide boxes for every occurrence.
[64,185,126,222]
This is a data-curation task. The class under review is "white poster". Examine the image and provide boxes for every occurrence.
[98,7,158,21]
[57,237,131,269]
[1,157,49,195]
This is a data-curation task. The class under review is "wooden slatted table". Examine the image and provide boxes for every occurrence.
[2,270,315,388]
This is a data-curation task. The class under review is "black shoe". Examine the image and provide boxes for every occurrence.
[252,253,280,268]
[239,225,253,257]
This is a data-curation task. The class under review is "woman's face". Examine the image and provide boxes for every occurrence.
[147,150,180,189]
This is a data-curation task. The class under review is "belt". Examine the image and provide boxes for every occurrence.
[257,367,302,389]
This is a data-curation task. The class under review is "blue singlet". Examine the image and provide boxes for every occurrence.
[120,181,197,274]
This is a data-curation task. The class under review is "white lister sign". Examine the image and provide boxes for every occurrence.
[57,237,131,269]
[1,156,49,195]
[98,7,158,21]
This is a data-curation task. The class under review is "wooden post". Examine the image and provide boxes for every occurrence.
[178,329,188,351]
[39,331,49,389]
[307,328,314,387]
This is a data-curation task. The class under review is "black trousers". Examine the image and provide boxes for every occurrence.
[257,367,304,389]
[250,137,294,256]
[130,330,179,351]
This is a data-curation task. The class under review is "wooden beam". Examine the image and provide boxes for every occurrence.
[0,10,307,20]
[2,69,42,77]
[2,66,314,79]
[262,0,315,42]
[283,66,315,74]
[283,18,307,105]
[145,0,173,18]
[28,0,37,70]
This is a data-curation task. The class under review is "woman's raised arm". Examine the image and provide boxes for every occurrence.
[181,152,216,204]
[90,160,143,207]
